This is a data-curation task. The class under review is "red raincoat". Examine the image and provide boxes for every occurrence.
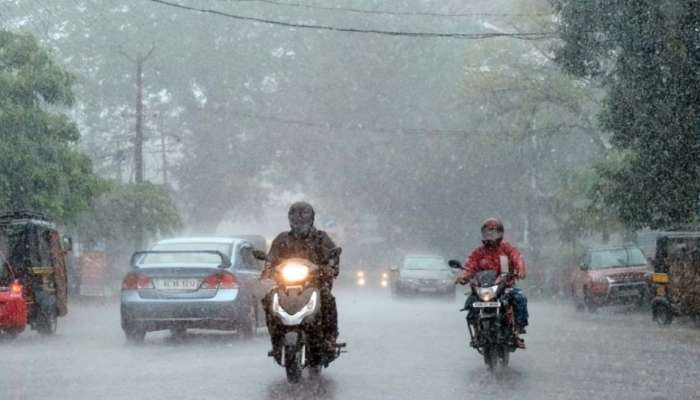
[463,241,527,281]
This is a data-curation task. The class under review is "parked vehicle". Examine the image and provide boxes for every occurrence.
[0,211,69,336]
[0,253,27,338]
[649,232,700,325]
[391,254,455,299]
[120,237,266,343]
[259,247,345,383]
[449,260,520,371]
[571,245,651,312]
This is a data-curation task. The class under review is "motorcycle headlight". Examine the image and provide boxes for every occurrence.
[281,263,309,283]
[477,285,498,302]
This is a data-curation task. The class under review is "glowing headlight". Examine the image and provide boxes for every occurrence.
[477,286,498,302]
[357,271,365,278]
[281,263,310,282]
[381,272,389,279]
[357,278,366,286]
[380,280,388,288]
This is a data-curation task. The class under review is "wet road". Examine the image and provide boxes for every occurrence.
[2,289,699,400]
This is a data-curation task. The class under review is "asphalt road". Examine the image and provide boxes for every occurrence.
[2,289,699,400]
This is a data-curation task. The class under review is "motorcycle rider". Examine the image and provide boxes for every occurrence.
[455,217,529,348]
[261,201,340,361]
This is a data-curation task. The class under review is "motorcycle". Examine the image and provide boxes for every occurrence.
[255,247,345,383]
[449,260,520,371]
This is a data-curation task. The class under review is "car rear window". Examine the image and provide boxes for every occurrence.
[140,242,233,266]
[403,256,448,270]
[590,248,647,269]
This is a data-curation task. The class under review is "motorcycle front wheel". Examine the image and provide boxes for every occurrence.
[284,345,303,383]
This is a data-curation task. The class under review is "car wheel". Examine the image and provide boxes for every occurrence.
[36,307,57,335]
[124,323,146,343]
[652,303,673,326]
[583,289,598,313]
[3,328,21,339]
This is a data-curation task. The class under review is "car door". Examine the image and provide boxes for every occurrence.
[233,242,266,326]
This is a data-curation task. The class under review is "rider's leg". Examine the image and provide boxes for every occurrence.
[321,286,339,345]
[511,288,529,333]
[262,293,283,362]
[464,294,479,346]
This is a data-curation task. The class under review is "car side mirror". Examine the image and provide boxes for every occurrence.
[252,249,267,261]
[448,260,464,270]
[62,236,73,252]
[389,265,399,272]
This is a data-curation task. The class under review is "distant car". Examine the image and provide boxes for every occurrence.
[571,245,652,312]
[120,237,266,343]
[392,255,455,299]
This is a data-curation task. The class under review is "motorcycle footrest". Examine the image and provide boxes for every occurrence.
[335,342,347,348]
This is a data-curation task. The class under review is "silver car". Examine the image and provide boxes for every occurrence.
[120,237,266,342]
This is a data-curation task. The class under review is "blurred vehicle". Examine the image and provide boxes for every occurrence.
[354,269,390,289]
[392,254,455,299]
[571,245,651,312]
[120,237,266,343]
[0,211,69,336]
[259,247,345,383]
[450,261,521,371]
[648,232,700,325]
[0,253,27,338]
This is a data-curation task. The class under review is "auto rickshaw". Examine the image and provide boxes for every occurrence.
[649,232,700,325]
[0,211,69,335]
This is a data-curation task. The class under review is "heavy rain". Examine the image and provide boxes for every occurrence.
[1,0,699,399]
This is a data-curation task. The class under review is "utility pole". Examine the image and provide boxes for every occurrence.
[158,113,169,186]
[120,45,156,250]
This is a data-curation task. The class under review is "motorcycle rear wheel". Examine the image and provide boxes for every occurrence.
[483,346,496,371]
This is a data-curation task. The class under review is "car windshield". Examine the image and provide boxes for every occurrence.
[139,242,233,266]
[589,248,647,269]
[403,257,447,270]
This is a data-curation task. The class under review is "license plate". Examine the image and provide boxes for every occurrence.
[473,301,500,308]
[154,279,200,290]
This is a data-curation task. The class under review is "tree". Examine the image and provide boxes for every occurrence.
[0,31,104,222]
[552,0,700,229]
[77,182,182,242]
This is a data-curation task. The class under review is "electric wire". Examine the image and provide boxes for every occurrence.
[147,0,557,40]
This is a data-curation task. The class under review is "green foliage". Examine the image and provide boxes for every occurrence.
[0,31,104,222]
[552,0,700,228]
[77,182,182,241]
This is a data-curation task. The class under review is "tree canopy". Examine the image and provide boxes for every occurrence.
[0,30,104,222]
[552,0,700,229]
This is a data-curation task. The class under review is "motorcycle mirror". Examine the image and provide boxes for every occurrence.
[252,249,267,261]
[448,260,464,270]
[62,236,73,252]
[325,247,342,265]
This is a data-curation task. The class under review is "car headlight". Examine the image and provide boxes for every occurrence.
[281,262,309,283]
[477,286,498,301]
[357,271,365,278]
[381,272,389,279]
[357,277,366,286]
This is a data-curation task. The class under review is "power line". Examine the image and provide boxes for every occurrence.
[225,109,481,136]
[219,0,553,18]
[147,0,556,40]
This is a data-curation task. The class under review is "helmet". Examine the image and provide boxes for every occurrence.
[481,218,504,242]
[288,201,315,239]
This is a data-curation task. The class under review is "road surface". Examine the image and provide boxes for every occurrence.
[2,289,698,400]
